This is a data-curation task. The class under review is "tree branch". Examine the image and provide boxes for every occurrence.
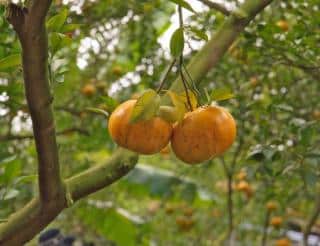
[303,194,320,246]
[7,2,63,204]
[0,127,89,141]
[0,148,138,245]
[166,0,274,97]
[196,0,230,15]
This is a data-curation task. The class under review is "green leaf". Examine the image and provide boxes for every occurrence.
[187,27,208,41]
[170,28,184,57]
[49,32,72,54]
[61,24,81,33]
[15,175,38,185]
[167,90,197,122]
[130,89,160,123]
[86,107,109,117]
[169,0,196,13]
[3,189,19,200]
[0,54,21,71]
[46,8,68,32]
[158,105,180,123]
[211,87,235,101]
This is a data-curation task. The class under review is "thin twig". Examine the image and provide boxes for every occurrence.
[303,194,320,246]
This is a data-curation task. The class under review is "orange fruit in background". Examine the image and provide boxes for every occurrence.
[276,20,289,32]
[108,100,172,154]
[175,216,195,231]
[183,207,194,217]
[235,181,250,192]
[275,238,291,246]
[112,65,123,76]
[171,106,236,164]
[81,84,96,96]
[270,216,283,227]
[266,201,278,211]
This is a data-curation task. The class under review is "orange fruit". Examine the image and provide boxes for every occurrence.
[175,216,195,231]
[112,65,123,76]
[266,201,278,211]
[108,100,172,154]
[270,216,283,227]
[147,200,161,214]
[183,207,194,217]
[275,238,291,246]
[250,77,259,87]
[171,106,236,164]
[81,84,96,96]
[235,181,250,192]
[312,110,320,120]
[276,20,289,32]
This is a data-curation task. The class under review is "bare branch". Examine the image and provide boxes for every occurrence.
[197,0,230,15]
[0,127,89,141]
[0,148,138,245]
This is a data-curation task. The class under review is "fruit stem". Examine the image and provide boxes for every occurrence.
[178,5,193,111]
[156,58,176,93]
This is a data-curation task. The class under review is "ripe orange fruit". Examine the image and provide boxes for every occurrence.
[266,201,278,211]
[235,181,250,192]
[171,106,236,164]
[276,20,289,32]
[81,84,96,96]
[108,100,172,154]
[270,216,283,227]
[275,238,291,246]
[175,216,195,231]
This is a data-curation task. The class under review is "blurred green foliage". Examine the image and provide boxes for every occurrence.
[0,0,319,245]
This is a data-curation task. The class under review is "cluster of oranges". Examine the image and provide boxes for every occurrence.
[108,99,236,164]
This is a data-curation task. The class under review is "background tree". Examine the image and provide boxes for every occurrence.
[0,0,319,245]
